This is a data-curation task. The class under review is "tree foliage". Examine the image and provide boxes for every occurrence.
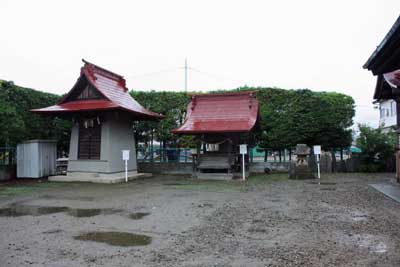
[356,124,395,169]
[0,80,71,151]
[130,87,355,152]
[212,87,354,151]
[0,79,355,155]
[130,90,190,146]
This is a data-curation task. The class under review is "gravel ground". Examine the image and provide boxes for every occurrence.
[0,173,399,267]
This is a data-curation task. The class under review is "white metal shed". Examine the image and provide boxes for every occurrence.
[17,140,57,178]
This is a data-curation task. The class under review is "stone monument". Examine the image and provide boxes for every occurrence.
[289,144,315,179]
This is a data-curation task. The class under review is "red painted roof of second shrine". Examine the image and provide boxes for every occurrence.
[172,91,259,134]
[32,60,163,120]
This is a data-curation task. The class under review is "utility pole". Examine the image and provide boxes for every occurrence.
[184,58,188,92]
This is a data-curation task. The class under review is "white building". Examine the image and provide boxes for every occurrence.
[378,99,397,131]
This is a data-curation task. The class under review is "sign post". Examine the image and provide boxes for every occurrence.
[313,145,321,181]
[240,144,247,181]
[122,150,130,183]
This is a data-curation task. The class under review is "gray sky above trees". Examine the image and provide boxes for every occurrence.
[1,0,399,127]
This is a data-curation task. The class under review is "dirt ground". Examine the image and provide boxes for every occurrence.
[0,173,400,267]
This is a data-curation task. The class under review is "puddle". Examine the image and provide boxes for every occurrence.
[0,205,120,218]
[320,187,336,191]
[309,182,337,185]
[74,232,152,246]
[320,182,337,185]
[337,233,388,254]
[268,198,282,203]
[164,183,187,186]
[0,205,68,217]
[42,195,94,201]
[42,229,63,234]
[129,212,150,220]
[359,237,388,253]
[248,227,268,233]
[351,211,368,222]
[197,203,213,208]
[372,242,388,253]
[68,208,121,218]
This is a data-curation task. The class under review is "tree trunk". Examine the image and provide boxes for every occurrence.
[264,149,268,162]
[278,150,282,163]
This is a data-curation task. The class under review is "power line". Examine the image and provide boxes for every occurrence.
[126,67,180,78]
[188,67,231,81]
[127,61,244,91]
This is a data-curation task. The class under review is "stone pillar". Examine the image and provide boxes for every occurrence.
[289,144,315,180]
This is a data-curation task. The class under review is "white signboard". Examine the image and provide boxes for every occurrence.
[240,144,247,155]
[313,145,321,180]
[313,145,321,155]
[122,150,130,183]
[122,150,130,161]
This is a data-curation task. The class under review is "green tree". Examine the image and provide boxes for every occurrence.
[0,80,71,151]
[130,90,190,147]
[245,87,355,160]
[356,124,395,171]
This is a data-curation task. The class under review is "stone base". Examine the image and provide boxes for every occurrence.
[195,172,234,180]
[194,172,249,180]
[48,171,152,184]
[289,163,315,180]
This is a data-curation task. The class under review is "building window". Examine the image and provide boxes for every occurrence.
[391,101,396,116]
[380,107,385,118]
[78,121,101,160]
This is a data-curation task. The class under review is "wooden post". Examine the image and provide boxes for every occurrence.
[396,99,400,182]
[195,139,201,174]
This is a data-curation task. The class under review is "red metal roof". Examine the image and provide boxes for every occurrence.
[32,59,163,120]
[172,91,259,134]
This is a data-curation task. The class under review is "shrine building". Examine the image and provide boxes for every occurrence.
[172,91,260,180]
[32,60,163,183]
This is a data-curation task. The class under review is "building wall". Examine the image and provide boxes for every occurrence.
[17,140,57,178]
[379,99,397,128]
[104,116,137,173]
[68,113,137,174]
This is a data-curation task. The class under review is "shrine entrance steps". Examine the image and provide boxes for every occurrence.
[49,171,152,184]
[196,153,234,180]
[196,172,234,180]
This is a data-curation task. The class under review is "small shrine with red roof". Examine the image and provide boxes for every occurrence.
[33,60,163,182]
[172,91,260,179]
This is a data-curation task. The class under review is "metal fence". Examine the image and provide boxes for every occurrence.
[137,147,294,163]
[137,147,193,163]
[250,148,292,163]
[0,147,16,166]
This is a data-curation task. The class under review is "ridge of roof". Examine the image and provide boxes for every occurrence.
[82,59,124,80]
[189,91,256,98]
[82,59,127,91]
[33,60,164,120]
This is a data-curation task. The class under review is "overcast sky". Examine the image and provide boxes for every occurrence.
[1,0,399,127]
